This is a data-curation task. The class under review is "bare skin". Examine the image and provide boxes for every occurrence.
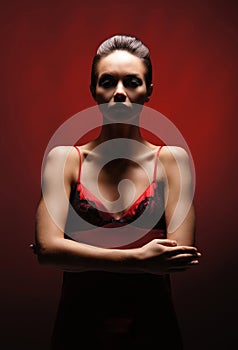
[35,50,201,274]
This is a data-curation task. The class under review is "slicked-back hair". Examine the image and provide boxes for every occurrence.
[90,35,152,97]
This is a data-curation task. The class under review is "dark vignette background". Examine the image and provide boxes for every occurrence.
[1,0,237,349]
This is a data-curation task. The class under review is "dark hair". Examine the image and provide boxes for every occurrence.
[90,35,152,96]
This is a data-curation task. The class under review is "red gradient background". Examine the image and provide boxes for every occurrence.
[1,1,237,349]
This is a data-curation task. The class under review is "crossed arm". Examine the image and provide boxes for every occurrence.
[34,146,201,274]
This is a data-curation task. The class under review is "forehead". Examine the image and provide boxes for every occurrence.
[97,50,147,77]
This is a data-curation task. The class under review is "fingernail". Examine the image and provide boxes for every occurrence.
[192,260,199,264]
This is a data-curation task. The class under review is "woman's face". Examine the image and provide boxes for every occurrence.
[93,50,152,118]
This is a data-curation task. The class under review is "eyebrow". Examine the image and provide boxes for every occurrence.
[124,74,142,79]
[99,73,142,79]
[99,74,115,80]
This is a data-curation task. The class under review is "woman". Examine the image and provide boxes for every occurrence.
[35,35,201,349]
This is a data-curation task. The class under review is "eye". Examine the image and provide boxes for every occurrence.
[98,76,116,89]
[124,77,142,88]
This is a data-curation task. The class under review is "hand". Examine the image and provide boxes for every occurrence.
[138,239,201,275]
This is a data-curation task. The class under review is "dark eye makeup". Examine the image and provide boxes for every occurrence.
[123,76,143,88]
[98,74,143,89]
[98,74,117,88]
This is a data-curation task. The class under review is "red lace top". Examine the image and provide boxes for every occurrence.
[65,145,167,248]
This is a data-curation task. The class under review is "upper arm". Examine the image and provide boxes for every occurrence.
[160,146,196,246]
[35,146,78,252]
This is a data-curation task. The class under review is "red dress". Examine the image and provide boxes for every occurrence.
[51,146,183,349]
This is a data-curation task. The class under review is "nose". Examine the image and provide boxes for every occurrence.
[113,81,126,102]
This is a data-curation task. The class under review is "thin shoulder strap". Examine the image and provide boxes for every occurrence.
[74,146,82,183]
[153,145,163,181]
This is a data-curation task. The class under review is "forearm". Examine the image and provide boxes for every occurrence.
[36,200,143,273]
[37,237,142,273]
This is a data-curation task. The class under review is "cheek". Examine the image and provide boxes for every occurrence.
[95,88,114,103]
[128,89,148,103]
[94,86,148,103]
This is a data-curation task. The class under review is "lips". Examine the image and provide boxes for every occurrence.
[107,102,132,116]
[109,103,131,111]
[98,102,143,119]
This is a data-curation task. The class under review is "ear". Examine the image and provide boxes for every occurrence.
[145,83,153,102]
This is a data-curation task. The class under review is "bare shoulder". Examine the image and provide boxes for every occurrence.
[44,146,81,183]
[159,146,189,165]
[45,145,83,169]
[46,146,78,161]
[158,146,192,184]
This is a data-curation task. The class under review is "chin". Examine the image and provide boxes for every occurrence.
[99,103,143,123]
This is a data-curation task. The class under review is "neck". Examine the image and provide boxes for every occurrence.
[100,123,143,140]
[90,123,149,159]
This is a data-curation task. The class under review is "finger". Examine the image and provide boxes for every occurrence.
[167,258,200,272]
[172,258,200,267]
[156,239,177,247]
[166,246,200,257]
[189,260,199,265]
[168,253,201,263]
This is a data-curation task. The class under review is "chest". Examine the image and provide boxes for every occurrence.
[80,159,157,214]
